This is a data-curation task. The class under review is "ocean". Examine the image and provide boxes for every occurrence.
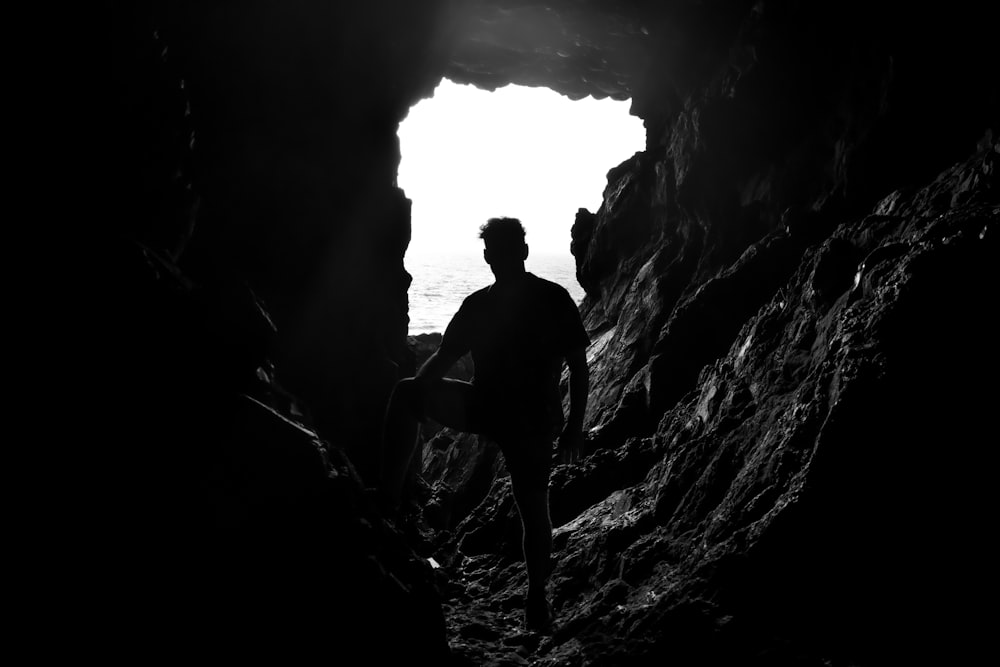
[406,249,586,335]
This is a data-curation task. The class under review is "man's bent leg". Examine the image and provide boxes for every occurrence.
[380,378,423,509]
[381,378,477,508]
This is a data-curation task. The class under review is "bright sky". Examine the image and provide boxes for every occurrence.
[397,79,645,255]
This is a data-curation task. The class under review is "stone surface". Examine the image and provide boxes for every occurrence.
[95,1,996,664]
[438,141,998,665]
[444,1,649,101]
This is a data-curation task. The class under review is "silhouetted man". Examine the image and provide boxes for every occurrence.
[381,217,590,632]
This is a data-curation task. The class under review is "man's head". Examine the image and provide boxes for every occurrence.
[480,217,528,276]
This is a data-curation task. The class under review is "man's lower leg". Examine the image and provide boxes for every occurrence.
[524,516,552,599]
[514,481,553,629]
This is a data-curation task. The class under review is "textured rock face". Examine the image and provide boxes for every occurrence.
[573,1,998,444]
[415,2,998,664]
[442,139,997,666]
[85,240,453,660]
[444,0,648,101]
[99,0,996,663]
[126,0,456,483]
[94,1,454,659]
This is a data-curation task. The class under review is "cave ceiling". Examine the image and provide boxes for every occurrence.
[442,0,653,100]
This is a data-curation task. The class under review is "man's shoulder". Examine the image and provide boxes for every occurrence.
[457,285,492,312]
[441,285,491,345]
[464,284,492,301]
[526,273,571,299]
[525,273,588,343]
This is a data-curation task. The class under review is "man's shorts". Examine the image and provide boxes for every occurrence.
[467,391,558,491]
[412,377,559,490]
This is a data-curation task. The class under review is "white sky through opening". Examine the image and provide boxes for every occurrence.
[396,79,645,334]
[397,79,645,256]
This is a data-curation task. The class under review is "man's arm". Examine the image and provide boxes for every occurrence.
[420,295,471,386]
[558,345,589,464]
[414,347,461,384]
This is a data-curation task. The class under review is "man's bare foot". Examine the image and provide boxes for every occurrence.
[524,592,552,633]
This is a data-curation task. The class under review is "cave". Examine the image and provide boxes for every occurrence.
[92,1,996,664]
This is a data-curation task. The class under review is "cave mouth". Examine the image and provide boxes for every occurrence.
[397,78,644,336]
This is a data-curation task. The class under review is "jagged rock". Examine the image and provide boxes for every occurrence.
[441,143,998,664]
[445,1,647,102]
[100,2,996,664]
[569,208,596,283]
[422,430,507,532]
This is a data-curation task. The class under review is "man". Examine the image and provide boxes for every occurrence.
[381,217,590,632]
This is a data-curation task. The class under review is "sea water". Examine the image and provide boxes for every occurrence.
[406,249,586,336]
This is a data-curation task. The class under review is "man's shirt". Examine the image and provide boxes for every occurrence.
[440,272,590,436]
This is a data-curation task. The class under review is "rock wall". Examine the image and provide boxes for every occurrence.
[446,142,996,663]
[91,0,997,663]
[89,1,455,660]
[576,1,998,441]
[432,2,997,664]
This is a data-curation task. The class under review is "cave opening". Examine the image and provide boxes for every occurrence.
[397,78,644,335]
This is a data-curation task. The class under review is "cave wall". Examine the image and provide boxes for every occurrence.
[574,0,998,440]
[93,0,459,659]
[94,0,996,662]
[106,0,463,475]
[432,2,997,663]
[154,0,457,477]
